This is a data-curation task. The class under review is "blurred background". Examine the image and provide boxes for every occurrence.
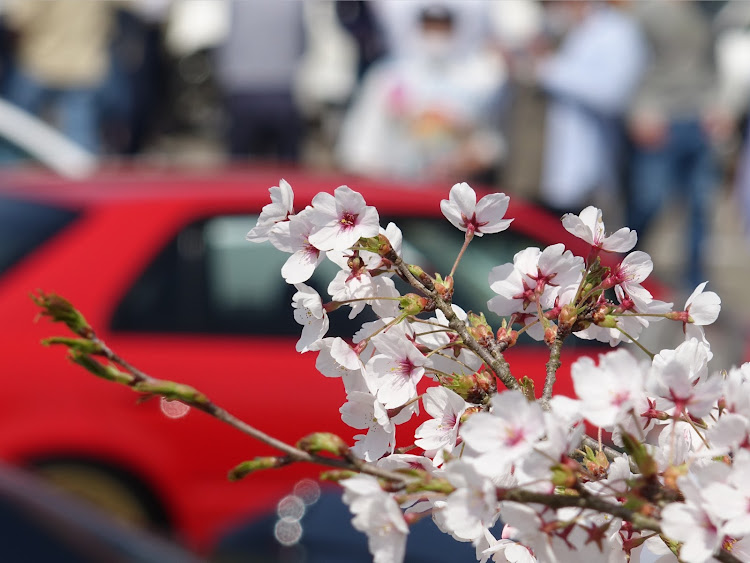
[1,0,750,561]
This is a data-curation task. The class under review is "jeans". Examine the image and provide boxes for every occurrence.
[3,67,101,154]
[627,119,717,289]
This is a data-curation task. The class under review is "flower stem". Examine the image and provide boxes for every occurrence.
[449,229,474,279]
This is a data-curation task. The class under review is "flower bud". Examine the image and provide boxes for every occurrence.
[519,376,535,401]
[459,406,482,424]
[551,463,578,489]
[544,324,558,346]
[319,470,358,482]
[32,291,94,339]
[445,369,496,405]
[496,326,518,349]
[434,274,454,300]
[296,432,349,457]
[399,293,430,316]
[228,457,286,481]
[558,304,578,333]
[134,380,209,405]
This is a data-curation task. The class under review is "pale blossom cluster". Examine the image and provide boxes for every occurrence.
[248,180,750,563]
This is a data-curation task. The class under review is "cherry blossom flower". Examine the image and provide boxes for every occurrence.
[327,260,400,319]
[307,185,380,251]
[340,391,395,461]
[571,349,648,429]
[487,245,583,322]
[414,386,468,457]
[677,282,722,343]
[479,529,537,563]
[602,250,654,299]
[433,459,500,541]
[365,329,429,408]
[310,337,367,393]
[460,390,546,475]
[342,474,409,563]
[561,206,637,253]
[274,209,324,284]
[246,179,294,242]
[292,283,328,352]
[685,282,721,326]
[440,182,513,236]
[661,498,723,563]
[647,339,721,418]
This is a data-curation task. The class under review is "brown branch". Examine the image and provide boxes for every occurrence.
[386,250,519,392]
[500,488,661,531]
[499,489,742,563]
[49,330,415,487]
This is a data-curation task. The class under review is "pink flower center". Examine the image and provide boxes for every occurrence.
[397,358,415,378]
[505,426,525,447]
[339,212,358,230]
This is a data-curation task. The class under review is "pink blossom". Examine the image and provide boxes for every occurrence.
[440,182,513,236]
[246,179,294,242]
[562,206,637,253]
[307,186,380,251]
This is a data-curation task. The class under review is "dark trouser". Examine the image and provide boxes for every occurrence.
[628,119,717,289]
[225,90,302,162]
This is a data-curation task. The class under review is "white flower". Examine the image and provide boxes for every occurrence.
[310,337,367,393]
[365,329,429,408]
[340,391,395,461]
[342,474,409,563]
[327,263,400,319]
[487,245,583,323]
[661,500,722,563]
[276,209,323,284]
[433,459,499,541]
[647,339,721,418]
[307,185,380,251]
[440,182,513,236]
[246,179,294,242]
[680,283,722,346]
[571,349,648,429]
[414,386,468,456]
[487,249,540,317]
[562,206,637,253]
[461,390,545,474]
[291,283,328,353]
[603,251,654,299]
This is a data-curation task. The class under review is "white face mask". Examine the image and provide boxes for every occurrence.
[419,31,455,63]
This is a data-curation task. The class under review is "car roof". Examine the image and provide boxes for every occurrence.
[0,164,580,249]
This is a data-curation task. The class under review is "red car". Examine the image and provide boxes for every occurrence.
[0,167,619,553]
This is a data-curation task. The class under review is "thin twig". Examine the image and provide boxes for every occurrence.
[86,336,414,486]
[385,249,519,392]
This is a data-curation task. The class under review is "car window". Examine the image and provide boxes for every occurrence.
[0,195,79,275]
[110,214,545,339]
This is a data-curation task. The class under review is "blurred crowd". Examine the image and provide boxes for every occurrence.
[1,0,750,286]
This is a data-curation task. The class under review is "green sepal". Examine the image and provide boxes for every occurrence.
[296,432,349,456]
[133,380,209,405]
[228,457,285,481]
[68,351,134,385]
[31,291,94,338]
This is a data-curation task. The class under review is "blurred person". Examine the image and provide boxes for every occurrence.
[487,0,546,198]
[535,0,647,214]
[714,1,750,242]
[99,0,170,155]
[371,0,493,60]
[627,0,731,289]
[215,0,305,162]
[335,1,387,81]
[336,4,505,183]
[2,0,116,154]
